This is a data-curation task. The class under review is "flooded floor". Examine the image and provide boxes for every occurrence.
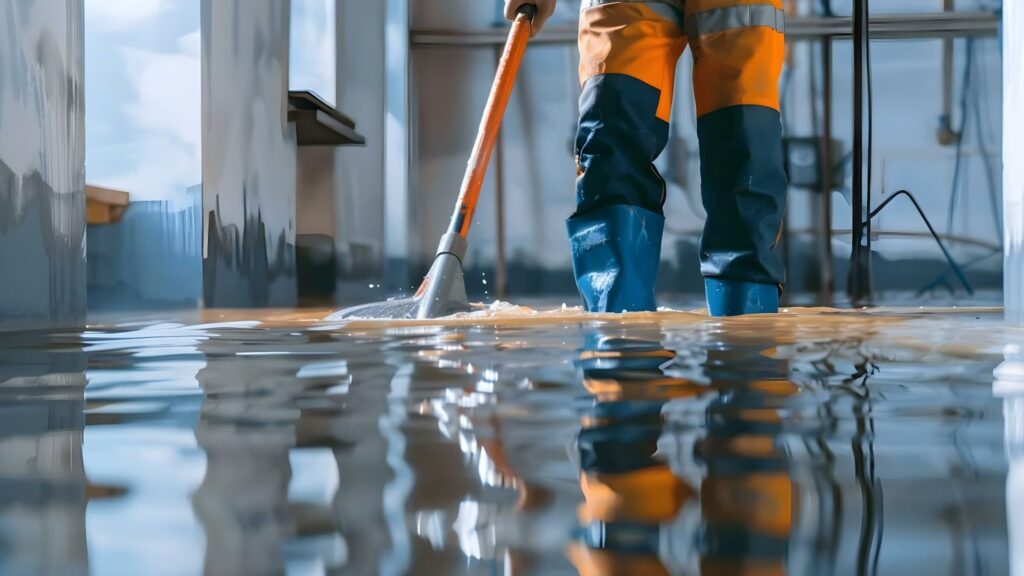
[2,306,1023,575]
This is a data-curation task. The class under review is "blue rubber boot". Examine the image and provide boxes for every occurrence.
[705,278,779,317]
[567,205,664,313]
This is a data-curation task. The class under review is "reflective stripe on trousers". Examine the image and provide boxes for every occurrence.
[579,0,786,37]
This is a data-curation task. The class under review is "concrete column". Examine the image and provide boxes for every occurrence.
[1006,3,1024,324]
[336,0,387,282]
[0,0,86,331]
[384,0,413,289]
[202,0,298,308]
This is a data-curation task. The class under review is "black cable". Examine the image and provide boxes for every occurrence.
[946,39,974,233]
[863,189,974,294]
[917,249,1000,296]
[846,0,986,303]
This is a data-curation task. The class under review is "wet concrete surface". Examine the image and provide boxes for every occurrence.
[0,306,1022,575]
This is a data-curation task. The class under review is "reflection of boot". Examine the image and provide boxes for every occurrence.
[567,204,664,313]
[704,278,779,317]
[573,416,693,576]
[697,344,794,576]
[570,331,700,575]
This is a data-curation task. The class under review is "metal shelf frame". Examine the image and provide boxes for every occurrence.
[410,11,998,47]
[406,9,1000,305]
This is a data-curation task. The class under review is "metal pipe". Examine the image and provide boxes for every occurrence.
[671,226,1002,253]
[828,229,999,252]
[817,38,834,306]
[849,0,871,305]
[769,11,997,39]
[410,12,999,47]
[938,0,957,146]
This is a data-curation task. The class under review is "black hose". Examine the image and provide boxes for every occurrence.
[863,189,975,295]
[917,249,999,296]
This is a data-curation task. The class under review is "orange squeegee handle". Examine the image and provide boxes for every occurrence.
[445,4,535,240]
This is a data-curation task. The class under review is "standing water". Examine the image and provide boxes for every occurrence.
[1,306,1022,575]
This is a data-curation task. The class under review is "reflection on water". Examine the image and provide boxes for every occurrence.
[0,309,1020,575]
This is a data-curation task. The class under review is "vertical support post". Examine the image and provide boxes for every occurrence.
[201,0,297,307]
[939,0,956,145]
[817,38,834,306]
[495,134,508,300]
[384,0,412,290]
[494,47,509,301]
[336,0,387,284]
[848,0,872,305]
[1006,1,1024,325]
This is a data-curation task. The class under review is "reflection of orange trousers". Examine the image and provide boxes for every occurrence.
[569,466,793,576]
[575,0,788,285]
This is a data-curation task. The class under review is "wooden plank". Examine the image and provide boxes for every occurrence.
[85,185,130,225]
[86,185,130,206]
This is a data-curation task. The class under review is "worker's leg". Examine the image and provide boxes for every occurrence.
[568,0,687,313]
[689,0,788,316]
